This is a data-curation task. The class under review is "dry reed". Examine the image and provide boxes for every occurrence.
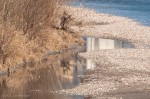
[0,0,68,67]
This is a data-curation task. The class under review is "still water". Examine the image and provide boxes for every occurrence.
[0,37,133,99]
[85,37,134,70]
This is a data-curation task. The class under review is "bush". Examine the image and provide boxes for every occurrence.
[0,0,67,39]
[0,0,67,66]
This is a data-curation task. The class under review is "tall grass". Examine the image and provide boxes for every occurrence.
[0,0,67,38]
[0,0,67,66]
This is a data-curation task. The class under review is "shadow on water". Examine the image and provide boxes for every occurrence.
[0,37,134,99]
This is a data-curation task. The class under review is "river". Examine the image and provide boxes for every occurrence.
[73,0,150,26]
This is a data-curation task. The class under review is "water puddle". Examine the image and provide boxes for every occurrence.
[85,37,134,51]
[0,37,134,99]
[84,37,134,69]
[0,51,85,99]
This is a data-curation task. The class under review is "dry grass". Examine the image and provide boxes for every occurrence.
[0,0,79,69]
[0,0,68,38]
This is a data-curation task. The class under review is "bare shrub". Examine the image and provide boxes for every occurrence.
[0,0,68,66]
[0,0,67,39]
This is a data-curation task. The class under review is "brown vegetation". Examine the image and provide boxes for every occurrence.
[0,0,67,38]
[0,0,82,70]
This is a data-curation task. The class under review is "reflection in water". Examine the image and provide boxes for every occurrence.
[0,50,85,99]
[86,60,95,70]
[0,37,135,99]
[86,37,134,51]
[85,37,134,70]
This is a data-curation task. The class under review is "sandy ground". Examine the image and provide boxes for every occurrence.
[62,6,150,48]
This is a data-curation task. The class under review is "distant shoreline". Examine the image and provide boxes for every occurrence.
[72,0,150,27]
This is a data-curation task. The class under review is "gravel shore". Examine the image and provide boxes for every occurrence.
[80,49,150,72]
[63,6,150,48]
[59,49,150,97]
[57,6,150,98]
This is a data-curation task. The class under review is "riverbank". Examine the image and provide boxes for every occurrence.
[60,49,150,98]
[0,5,84,88]
[62,6,150,48]
[0,0,84,74]
[1,4,150,98]
[0,47,85,99]
[57,6,150,98]
[0,1,85,98]
[0,29,84,90]
[0,29,83,71]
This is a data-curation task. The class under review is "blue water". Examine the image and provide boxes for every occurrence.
[73,0,150,26]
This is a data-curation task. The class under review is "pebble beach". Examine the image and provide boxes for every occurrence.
[57,6,150,98]
[64,6,150,48]
[59,49,150,97]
